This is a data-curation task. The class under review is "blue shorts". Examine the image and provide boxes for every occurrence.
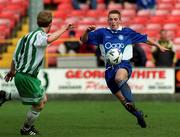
[105,61,132,94]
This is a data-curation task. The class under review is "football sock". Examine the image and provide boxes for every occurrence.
[23,108,40,130]
[121,100,139,117]
[120,82,134,102]
[5,91,20,100]
[118,83,139,117]
[3,91,11,100]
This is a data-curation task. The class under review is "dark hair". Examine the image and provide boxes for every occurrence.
[108,10,121,18]
[69,30,76,36]
[37,10,52,27]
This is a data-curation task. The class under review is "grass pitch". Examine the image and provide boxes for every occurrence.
[0,100,180,137]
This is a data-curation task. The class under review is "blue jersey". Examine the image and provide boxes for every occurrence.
[87,27,147,68]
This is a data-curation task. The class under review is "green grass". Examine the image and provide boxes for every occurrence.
[0,101,180,137]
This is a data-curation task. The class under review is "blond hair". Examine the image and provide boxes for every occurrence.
[37,10,52,27]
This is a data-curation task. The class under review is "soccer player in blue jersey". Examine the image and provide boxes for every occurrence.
[81,9,168,128]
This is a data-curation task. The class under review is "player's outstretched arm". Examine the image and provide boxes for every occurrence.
[47,24,74,44]
[145,37,169,52]
[80,25,96,43]
[4,60,16,82]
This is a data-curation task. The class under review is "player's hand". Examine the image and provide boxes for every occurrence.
[4,70,15,82]
[86,25,96,32]
[66,24,75,31]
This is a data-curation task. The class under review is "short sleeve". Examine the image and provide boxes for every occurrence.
[87,29,103,46]
[34,31,48,47]
[128,28,147,44]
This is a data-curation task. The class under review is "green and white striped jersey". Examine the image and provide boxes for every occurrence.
[13,28,48,77]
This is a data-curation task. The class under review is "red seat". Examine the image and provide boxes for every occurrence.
[124,3,137,10]
[171,9,180,16]
[85,10,101,17]
[97,0,104,3]
[157,3,174,10]
[53,0,61,4]
[155,9,170,16]
[108,3,123,10]
[144,30,160,39]
[68,10,85,18]
[163,23,178,31]
[0,24,11,38]
[44,0,51,4]
[97,3,106,10]
[129,24,145,33]
[54,11,67,19]
[173,37,180,45]
[149,16,164,24]
[57,4,73,11]
[121,9,136,18]
[137,10,151,17]
[175,3,180,9]
[133,16,148,24]
[146,23,162,31]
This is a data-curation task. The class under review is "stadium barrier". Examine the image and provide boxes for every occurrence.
[0,68,175,94]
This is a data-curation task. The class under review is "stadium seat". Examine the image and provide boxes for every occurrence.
[79,17,96,25]
[137,10,152,17]
[97,3,106,10]
[54,11,67,19]
[97,0,104,3]
[124,3,137,10]
[108,3,123,10]
[175,31,180,37]
[157,3,174,10]
[121,9,136,18]
[43,0,51,4]
[155,9,170,16]
[149,16,164,24]
[59,0,71,3]
[0,13,16,30]
[164,16,180,24]
[171,10,180,16]
[53,0,61,4]
[129,24,145,33]
[68,10,85,18]
[173,37,180,45]
[0,25,10,38]
[146,23,162,31]
[47,46,59,67]
[133,16,148,24]
[175,3,180,9]
[85,10,101,18]
[57,4,73,11]
[121,17,132,26]
[163,23,178,31]
[144,30,160,39]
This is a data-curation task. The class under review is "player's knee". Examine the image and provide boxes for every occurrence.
[33,100,46,111]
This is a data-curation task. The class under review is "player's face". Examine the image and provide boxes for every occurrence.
[108,14,120,30]
[160,30,168,40]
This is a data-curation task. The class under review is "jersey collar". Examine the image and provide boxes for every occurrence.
[107,26,123,33]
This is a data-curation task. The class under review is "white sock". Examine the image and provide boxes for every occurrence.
[5,91,19,100]
[23,108,40,130]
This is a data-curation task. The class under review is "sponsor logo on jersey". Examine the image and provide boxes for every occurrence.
[104,42,125,49]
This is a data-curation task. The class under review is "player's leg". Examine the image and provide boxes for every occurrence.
[0,90,19,106]
[115,68,134,102]
[21,95,47,135]
[14,72,46,135]
[115,68,147,128]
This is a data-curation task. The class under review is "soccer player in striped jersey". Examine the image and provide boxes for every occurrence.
[81,9,168,128]
[0,10,74,135]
